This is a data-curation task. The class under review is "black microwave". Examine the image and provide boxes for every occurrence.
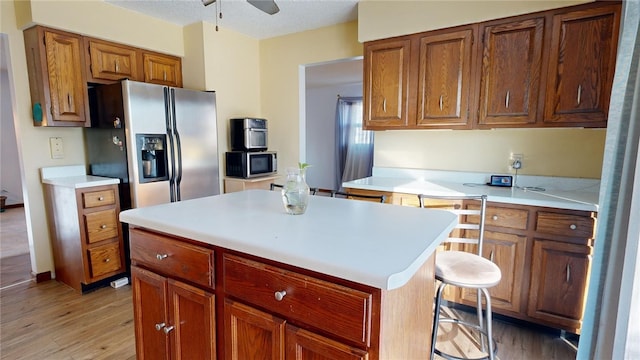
[225,151,277,178]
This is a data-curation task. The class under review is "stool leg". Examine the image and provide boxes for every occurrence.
[480,287,496,360]
[476,289,486,352]
[430,282,447,360]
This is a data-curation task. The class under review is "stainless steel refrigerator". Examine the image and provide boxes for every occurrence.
[86,80,220,211]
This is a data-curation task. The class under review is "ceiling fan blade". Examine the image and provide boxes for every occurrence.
[247,0,279,15]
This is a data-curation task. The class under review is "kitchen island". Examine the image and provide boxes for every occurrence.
[120,189,458,359]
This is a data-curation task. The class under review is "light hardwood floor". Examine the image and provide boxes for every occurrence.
[0,207,576,359]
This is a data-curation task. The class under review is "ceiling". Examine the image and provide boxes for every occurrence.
[104,0,359,40]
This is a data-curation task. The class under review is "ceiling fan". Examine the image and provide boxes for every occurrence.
[202,0,280,15]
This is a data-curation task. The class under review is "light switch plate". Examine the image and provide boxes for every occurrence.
[49,137,64,159]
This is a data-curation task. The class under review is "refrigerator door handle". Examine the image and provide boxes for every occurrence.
[171,88,183,201]
[165,87,177,202]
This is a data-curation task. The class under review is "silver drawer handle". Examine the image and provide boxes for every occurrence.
[274,290,287,301]
[570,224,577,230]
[104,258,110,263]
[101,224,107,229]
[98,196,104,201]
[163,325,174,334]
[492,215,498,221]
[156,254,169,260]
[155,322,165,331]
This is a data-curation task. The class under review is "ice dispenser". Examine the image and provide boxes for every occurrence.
[136,134,169,183]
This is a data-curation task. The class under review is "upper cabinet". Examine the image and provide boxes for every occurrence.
[416,26,476,129]
[476,16,545,128]
[543,4,621,127]
[363,38,412,128]
[85,38,142,83]
[24,26,183,127]
[142,52,183,88]
[363,1,621,131]
[24,26,90,127]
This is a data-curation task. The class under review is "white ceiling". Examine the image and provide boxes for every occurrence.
[104,0,359,40]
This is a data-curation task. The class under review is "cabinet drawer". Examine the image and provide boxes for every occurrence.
[470,205,529,230]
[84,209,119,244]
[536,212,595,238]
[88,242,123,278]
[130,229,214,289]
[83,189,116,208]
[223,254,372,346]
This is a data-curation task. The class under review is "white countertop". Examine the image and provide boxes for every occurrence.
[343,168,599,212]
[41,165,120,188]
[119,190,458,290]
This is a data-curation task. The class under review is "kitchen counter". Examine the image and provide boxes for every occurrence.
[119,189,458,290]
[343,168,600,212]
[41,165,119,188]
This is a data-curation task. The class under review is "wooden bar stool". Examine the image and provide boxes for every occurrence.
[418,194,501,360]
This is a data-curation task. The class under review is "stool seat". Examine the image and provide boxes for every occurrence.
[435,251,502,289]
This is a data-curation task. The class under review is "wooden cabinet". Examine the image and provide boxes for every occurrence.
[43,184,125,291]
[363,38,412,128]
[130,229,216,359]
[362,1,620,130]
[416,26,476,129]
[343,187,596,333]
[224,175,282,193]
[85,37,141,83]
[543,4,621,127]
[476,16,545,127]
[129,226,438,359]
[143,51,183,88]
[132,266,216,360]
[527,210,595,332]
[23,26,90,127]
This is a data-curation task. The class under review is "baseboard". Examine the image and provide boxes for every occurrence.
[32,271,52,283]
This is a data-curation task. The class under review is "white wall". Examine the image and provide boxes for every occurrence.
[305,82,362,191]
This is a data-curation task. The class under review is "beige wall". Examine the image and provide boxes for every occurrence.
[358,0,592,42]
[260,21,362,170]
[2,0,261,276]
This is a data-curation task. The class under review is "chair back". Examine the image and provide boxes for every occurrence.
[331,191,386,203]
[271,183,318,195]
[418,194,487,255]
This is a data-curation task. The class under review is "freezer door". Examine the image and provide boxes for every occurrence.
[122,81,171,207]
[171,87,220,200]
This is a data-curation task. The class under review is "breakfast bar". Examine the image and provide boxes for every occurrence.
[120,189,457,359]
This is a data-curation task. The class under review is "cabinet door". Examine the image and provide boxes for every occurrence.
[132,266,170,360]
[86,38,141,82]
[543,4,621,127]
[527,239,592,332]
[363,39,412,129]
[168,279,216,360]
[143,52,183,88]
[224,299,285,360]
[38,30,89,126]
[460,231,528,314]
[477,17,544,127]
[416,27,475,128]
[286,325,368,360]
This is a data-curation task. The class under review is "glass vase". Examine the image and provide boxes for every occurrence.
[281,167,310,215]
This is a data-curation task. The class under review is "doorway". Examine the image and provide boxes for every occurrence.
[0,33,31,289]
[301,57,366,191]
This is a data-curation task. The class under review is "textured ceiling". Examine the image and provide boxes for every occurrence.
[104,0,359,40]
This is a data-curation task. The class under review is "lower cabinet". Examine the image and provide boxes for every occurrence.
[130,226,437,359]
[224,300,367,360]
[131,266,216,360]
[527,239,592,330]
[344,187,596,333]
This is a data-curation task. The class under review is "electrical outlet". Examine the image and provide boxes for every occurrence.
[49,137,64,159]
[510,153,523,170]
